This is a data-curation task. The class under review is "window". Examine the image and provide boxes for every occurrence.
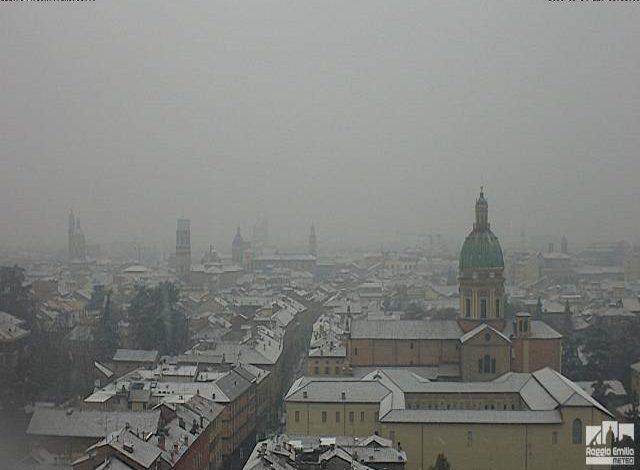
[322,411,327,423]
[354,347,358,356]
[314,366,319,375]
[349,411,354,423]
[336,411,340,423]
[360,411,365,422]
[335,367,340,375]
[491,358,496,373]
[410,342,414,350]
[483,354,491,373]
[552,431,558,445]
[325,367,330,374]
[480,299,487,318]
[523,319,529,332]
[478,358,483,373]
[295,411,300,423]
[467,430,473,447]
[572,419,583,444]
[495,299,500,317]
[465,298,471,317]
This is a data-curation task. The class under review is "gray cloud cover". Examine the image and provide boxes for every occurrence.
[1,1,638,253]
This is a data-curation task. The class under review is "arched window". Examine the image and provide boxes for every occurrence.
[572,419,583,444]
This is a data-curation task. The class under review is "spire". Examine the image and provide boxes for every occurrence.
[233,227,244,246]
[308,223,317,257]
[474,187,489,231]
[68,210,75,233]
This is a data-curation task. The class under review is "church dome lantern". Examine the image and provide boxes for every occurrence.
[458,189,505,326]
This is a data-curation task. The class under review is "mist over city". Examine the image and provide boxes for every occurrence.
[1,2,639,470]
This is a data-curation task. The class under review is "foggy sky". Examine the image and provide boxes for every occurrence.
[1,1,639,255]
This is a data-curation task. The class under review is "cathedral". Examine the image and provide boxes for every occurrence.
[345,190,562,381]
[67,210,86,262]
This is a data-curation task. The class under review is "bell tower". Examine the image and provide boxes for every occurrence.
[176,218,191,277]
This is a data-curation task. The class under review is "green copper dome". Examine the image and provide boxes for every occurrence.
[459,229,504,270]
[459,189,504,270]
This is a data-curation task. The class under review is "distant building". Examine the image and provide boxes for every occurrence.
[26,407,161,461]
[344,190,563,379]
[252,254,316,273]
[382,254,418,276]
[521,251,573,287]
[624,248,640,282]
[68,210,86,262]
[201,244,221,265]
[578,240,630,267]
[176,218,191,277]
[308,224,317,257]
[232,227,251,266]
[111,348,160,377]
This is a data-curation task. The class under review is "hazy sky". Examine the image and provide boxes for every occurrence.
[1,1,639,254]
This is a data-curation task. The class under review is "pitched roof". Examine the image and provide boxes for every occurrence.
[350,319,462,340]
[532,367,611,416]
[113,349,159,363]
[502,320,562,340]
[27,409,160,439]
[460,323,511,344]
[286,378,392,403]
[215,369,253,401]
[0,311,29,341]
[104,429,161,468]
